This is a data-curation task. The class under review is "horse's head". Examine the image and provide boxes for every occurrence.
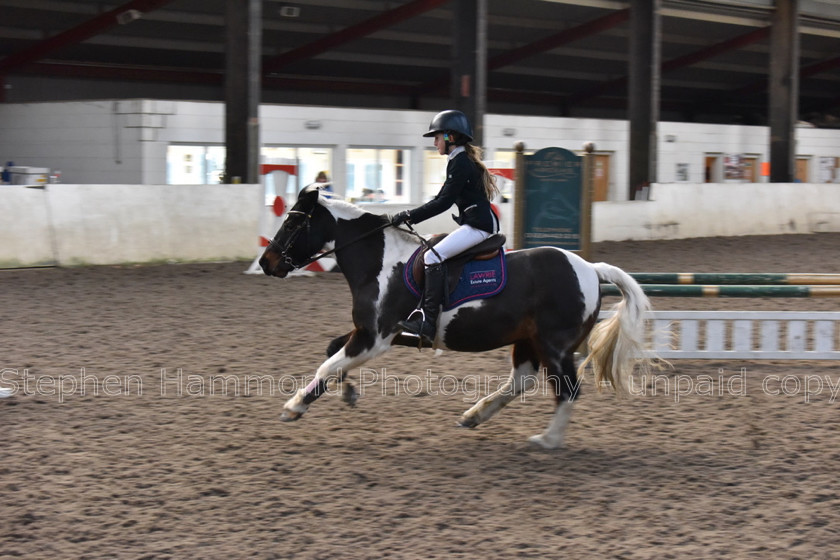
[260,185,337,278]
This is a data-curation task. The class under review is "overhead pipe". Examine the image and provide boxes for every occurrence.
[0,0,177,73]
[262,0,452,74]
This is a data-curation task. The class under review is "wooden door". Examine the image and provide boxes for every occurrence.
[593,154,610,201]
[705,155,720,182]
[796,158,810,182]
[742,157,758,182]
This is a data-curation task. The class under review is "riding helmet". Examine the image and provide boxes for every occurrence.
[423,110,473,142]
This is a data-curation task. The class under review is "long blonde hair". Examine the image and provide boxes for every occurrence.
[464,143,500,201]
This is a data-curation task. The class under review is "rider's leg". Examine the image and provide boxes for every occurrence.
[398,225,491,343]
[424,224,492,265]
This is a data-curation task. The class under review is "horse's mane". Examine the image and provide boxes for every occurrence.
[318,193,426,244]
[318,195,368,221]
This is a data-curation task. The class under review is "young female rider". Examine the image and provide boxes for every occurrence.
[391,109,500,343]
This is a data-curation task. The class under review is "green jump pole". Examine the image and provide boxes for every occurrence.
[621,273,840,286]
[601,284,840,298]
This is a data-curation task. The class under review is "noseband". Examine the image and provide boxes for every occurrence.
[267,209,314,270]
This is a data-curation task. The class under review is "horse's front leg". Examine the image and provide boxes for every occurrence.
[326,331,359,405]
[326,332,351,357]
[281,328,390,421]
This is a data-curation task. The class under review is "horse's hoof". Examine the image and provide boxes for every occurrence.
[341,384,359,407]
[528,434,563,449]
[280,410,303,422]
[456,417,478,429]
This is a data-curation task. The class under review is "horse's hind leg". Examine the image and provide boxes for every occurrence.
[528,351,579,449]
[458,340,539,428]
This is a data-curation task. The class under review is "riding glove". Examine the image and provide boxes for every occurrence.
[391,210,411,226]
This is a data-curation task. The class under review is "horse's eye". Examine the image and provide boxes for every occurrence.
[284,215,303,228]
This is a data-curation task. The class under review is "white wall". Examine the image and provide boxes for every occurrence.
[0,185,54,267]
[0,183,261,267]
[2,100,839,200]
[2,181,839,268]
[592,182,840,241]
[2,99,840,268]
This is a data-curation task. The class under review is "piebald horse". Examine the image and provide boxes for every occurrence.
[260,185,653,449]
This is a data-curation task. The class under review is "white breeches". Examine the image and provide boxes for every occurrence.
[424,224,492,265]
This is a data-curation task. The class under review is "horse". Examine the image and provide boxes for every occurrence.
[259,185,654,449]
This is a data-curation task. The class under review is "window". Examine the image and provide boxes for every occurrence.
[166,145,225,184]
[486,149,519,203]
[261,146,332,200]
[423,148,448,201]
[346,148,409,203]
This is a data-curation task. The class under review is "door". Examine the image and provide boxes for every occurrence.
[705,155,721,182]
[593,154,610,201]
[796,158,810,182]
[742,156,759,183]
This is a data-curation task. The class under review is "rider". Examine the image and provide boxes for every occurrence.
[391,109,500,343]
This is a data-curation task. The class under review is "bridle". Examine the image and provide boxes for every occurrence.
[266,209,313,270]
[266,208,395,271]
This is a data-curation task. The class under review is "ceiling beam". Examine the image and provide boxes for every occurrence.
[414,7,630,96]
[14,61,418,96]
[262,0,452,75]
[0,0,177,73]
[570,25,771,106]
[731,52,840,97]
[660,26,770,73]
[488,8,630,70]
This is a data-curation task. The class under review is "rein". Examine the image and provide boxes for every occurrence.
[401,221,443,263]
[269,210,394,270]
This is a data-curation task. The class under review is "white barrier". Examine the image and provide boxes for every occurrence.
[0,185,54,267]
[0,183,261,267]
[2,180,839,268]
[599,310,840,360]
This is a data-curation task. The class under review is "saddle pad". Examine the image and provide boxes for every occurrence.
[403,246,507,311]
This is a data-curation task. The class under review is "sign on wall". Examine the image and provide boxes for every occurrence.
[513,145,591,258]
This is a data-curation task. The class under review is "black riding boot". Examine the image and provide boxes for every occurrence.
[399,263,446,344]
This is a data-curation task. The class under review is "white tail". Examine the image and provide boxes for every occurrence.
[579,263,654,394]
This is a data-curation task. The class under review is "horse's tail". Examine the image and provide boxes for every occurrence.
[578,262,654,395]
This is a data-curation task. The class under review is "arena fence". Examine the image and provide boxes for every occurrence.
[599,272,840,360]
[625,273,840,285]
[601,310,840,360]
[601,284,840,297]
[601,272,840,298]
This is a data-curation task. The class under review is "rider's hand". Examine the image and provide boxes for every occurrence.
[391,211,411,226]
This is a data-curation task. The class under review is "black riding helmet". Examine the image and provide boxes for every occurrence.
[423,109,473,144]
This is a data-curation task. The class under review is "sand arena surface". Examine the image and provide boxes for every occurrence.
[2,233,840,559]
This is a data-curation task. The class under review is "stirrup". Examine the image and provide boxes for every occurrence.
[398,309,426,336]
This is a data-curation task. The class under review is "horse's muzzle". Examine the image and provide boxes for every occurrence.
[259,254,291,278]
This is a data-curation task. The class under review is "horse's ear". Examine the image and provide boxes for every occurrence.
[298,184,322,203]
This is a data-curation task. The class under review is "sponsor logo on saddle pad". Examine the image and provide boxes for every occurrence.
[404,248,507,311]
[469,270,497,285]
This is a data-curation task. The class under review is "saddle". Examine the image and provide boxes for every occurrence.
[411,233,507,292]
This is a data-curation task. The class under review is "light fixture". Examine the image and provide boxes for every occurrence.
[280,6,301,18]
[116,9,142,25]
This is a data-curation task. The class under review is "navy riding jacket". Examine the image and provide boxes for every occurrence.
[407,150,496,233]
